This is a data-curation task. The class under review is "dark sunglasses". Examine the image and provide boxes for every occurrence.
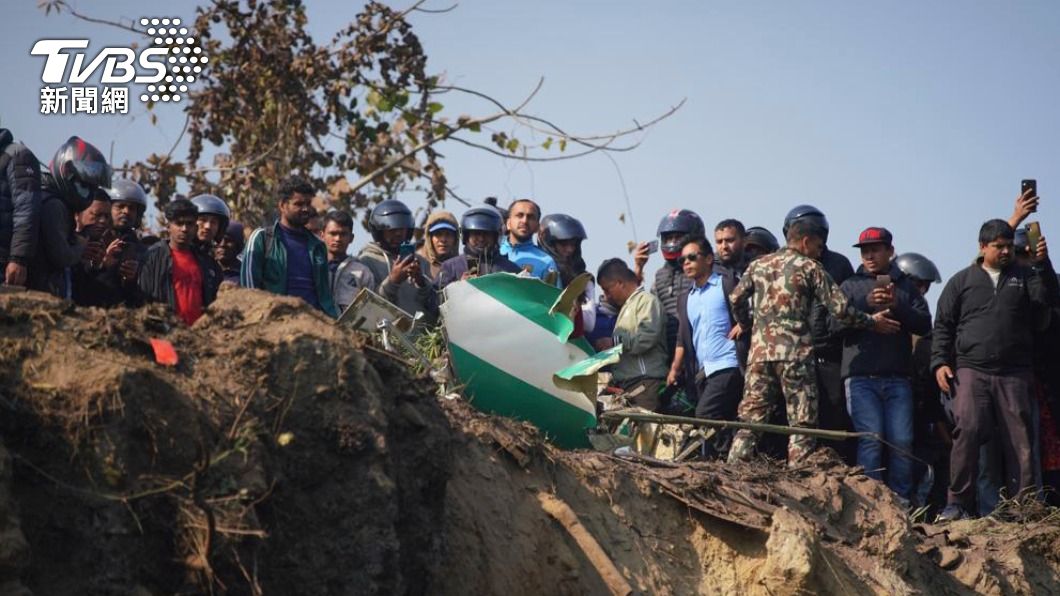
[678,252,707,264]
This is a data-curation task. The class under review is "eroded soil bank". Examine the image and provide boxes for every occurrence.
[0,287,1056,595]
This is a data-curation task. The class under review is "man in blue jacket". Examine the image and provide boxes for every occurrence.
[840,227,932,502]
[501,198,558,285]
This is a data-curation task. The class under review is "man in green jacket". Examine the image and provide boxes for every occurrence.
[596,258,669,410]
[240,176,337,318]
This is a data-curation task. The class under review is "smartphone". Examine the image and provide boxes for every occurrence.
[875,274,892,288]
[645,240,659,255]
[1026,222,1042,255]
[398,240,415,259]
[466,256,479,276]
[1022,179,1038,198]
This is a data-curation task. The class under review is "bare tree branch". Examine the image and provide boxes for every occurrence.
[411,2,459,14]
[437,83,685,148]
[46,0,147,35]
[447,135,629,162]
[397,163,471,206]
[166,113,192,162]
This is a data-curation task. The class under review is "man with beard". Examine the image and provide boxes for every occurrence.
[437,206,520,291]
[241,176,336,317]
[500,198,559,285]
[714,219,749,278]
[138,199,222,325]
[29,136,112,298]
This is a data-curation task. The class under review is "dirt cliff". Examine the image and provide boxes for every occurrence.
[0,287,1055,595]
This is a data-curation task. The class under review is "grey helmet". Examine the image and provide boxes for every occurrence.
[106,178,148,209]
[460,206,504,238]
[461,206,505,260]
[369,199,416,244]
[191,194,231,241]
[895,252,942,283]
[540,214,587,244]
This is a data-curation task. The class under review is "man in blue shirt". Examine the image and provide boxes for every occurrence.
[668,235,744,458]
[500,198,559,285]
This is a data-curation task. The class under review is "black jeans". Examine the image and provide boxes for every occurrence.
[695,367,744,458]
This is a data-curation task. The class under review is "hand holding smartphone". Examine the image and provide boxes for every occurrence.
[398,240,416,260]
[1026,222,1042,255]
[1021,179,1039,214]
[872,274,895,310]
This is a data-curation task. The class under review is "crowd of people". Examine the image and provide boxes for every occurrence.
[2,130,1059,521]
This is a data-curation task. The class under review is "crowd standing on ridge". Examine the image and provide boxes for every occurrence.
[2,129,1059,521]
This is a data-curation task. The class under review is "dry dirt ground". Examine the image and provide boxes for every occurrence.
[0,286,1057,595]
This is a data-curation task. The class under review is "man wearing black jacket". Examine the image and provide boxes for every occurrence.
[139,199,222,325]
[29,137,112,298]
[0,128,41,288]
[840,228,932,501]
[932,219,1060,520]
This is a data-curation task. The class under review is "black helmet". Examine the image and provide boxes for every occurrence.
[106,178,148,209]
[895,252,941,283]
[191,194,231,236]
[657,209,705,260]
[49,136,112,212]
[460,206,504,239]
[782,204,829,241]
[540,214,587,247]
[369,199,416,244]
[744,226,780,253]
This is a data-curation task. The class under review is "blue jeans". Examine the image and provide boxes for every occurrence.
[846,376,914,500]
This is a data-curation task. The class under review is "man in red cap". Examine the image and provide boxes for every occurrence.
[839,227,932,503]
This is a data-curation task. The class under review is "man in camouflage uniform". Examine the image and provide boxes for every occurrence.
[727,219,900,465]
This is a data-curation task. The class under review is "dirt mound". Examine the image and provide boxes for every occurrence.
[0,286,1057,595]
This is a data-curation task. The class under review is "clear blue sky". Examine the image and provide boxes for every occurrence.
[2,1,1058,287]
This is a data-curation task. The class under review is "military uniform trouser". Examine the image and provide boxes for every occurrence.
[728,360,818,466]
